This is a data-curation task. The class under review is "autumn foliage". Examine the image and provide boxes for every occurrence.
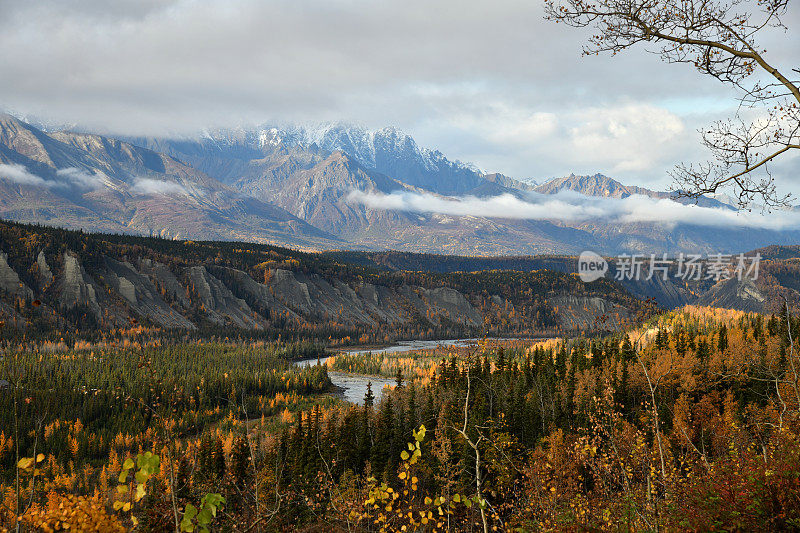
[2,305,800,531]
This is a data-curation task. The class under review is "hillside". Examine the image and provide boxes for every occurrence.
[0,114,341,248]
[327,247,800,313]
[0,220,650,341]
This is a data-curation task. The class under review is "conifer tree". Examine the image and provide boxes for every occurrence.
[231,437,249,487]
[718,325,728,352]
[363,381,376,408]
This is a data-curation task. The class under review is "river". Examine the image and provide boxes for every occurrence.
[294,338,506,405]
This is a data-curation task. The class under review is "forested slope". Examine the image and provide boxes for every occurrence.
[0,220,649,342]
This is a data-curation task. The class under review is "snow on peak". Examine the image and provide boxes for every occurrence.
[258,127,282,147]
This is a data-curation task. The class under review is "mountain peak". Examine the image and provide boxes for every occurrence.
[207,122,489,196]
[536,173,631,198]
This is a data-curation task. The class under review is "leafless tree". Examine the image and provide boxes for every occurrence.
[545,0,799,209]
[453,350,489,533]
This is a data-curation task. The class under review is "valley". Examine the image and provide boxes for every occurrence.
[0,208,799,533]
[3,0,800,530]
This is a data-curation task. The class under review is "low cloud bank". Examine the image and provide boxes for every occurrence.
[55,167,104,189]
[348,189,800,231]
[0,164,187,196]
[0,164,48,186]
[0,164,103,189]
[131,178,188,196]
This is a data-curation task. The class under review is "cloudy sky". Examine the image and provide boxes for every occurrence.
[1,0,798,191]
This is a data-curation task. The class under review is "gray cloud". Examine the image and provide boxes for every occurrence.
[0,164,48,186]
[0,164,103,189]
[55,167,104,189]
[0,0,798,191]
[131,178,188,196]
[348,189,800,230]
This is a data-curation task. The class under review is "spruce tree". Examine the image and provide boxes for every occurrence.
[696,339,710,367]
[718,325,728,352]
[363,381,375,408]
[231,436,250,487]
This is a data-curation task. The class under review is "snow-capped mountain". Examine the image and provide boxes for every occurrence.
[0,114,340,247]
[536,173,734,209]
[102,122,800,256]
[219,122,492,195]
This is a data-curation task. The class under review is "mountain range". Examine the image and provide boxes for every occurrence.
[1,114,798,256]
[0,115,341,248]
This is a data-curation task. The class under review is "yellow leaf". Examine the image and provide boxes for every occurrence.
[17,457,34,469]
[36,454,45,463]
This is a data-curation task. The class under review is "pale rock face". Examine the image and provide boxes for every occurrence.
[59,252,101,317]
[246,267,484,328]
[117,277,137,305]
[394,285,483,327]
[0,229,693,332]
[0,252,32,299]
[185,266,262,329]
[359,283,381,306]
[104,258,196,329]
[423,287,483,327]
[271,269,313,311]
[695,277,768,312]
[550,295,631,330]
[137,259,191,308]
[736,279,765,302]
[37,251,53,284]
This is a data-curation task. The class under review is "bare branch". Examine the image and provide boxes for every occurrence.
[545,0,799,209]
